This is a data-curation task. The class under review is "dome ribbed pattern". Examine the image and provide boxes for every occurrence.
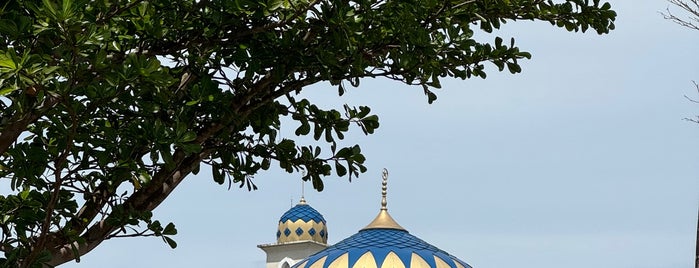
[291,228,472,268]
[277,203,327,244]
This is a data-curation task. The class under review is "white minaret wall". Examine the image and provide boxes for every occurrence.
[258,240,327,268]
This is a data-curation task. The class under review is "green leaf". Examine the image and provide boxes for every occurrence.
[423,85,437,104]
[41,0,58,18]
[163,222,177,235]
[179,143,202,154]
[295,123,310,136]
[20,188,30,199]
[70,242,81,263]
[212,165,225,185]
[0,87,18,96]
[160,147,175,170]
[62,0,73,15]
[138,171,151,184]
[0,52,17,70]
[338,83,345,96]
[261,158,270,170]
[180,131,197,143]
[163,236,177,249]
[192,162,201,175]
[335,161,347,177]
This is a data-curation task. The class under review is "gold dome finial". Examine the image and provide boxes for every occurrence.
[380,168,388,210]
[362,168,405,231]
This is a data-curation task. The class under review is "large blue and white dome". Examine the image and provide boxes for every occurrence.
[292,170,472,268]
[277,198,328,244]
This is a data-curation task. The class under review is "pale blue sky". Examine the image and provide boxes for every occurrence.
[60,1,699,267]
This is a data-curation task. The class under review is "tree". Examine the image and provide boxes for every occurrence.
[663,0,699,30]
[662,1,699,267]
[0,0,616,267]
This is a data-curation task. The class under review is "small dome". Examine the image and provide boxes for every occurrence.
[277,199,328,244]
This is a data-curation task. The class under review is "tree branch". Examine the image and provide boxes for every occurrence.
[0,95,61,156]
[663,0,699,31]
[21,100,79,268]
[45,148,212,266]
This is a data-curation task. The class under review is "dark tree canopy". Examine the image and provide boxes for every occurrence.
[0,0,615,266]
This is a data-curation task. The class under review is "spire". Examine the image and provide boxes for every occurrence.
[362,168,405,231]
[299,180,307,204]
[380,168,388,210]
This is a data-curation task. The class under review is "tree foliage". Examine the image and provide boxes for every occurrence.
[0,0,615,266]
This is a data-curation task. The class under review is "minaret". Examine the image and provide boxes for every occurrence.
[258,182,328,268]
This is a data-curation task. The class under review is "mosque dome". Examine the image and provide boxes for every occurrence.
[291,169,472,268]
[277,197,328,244]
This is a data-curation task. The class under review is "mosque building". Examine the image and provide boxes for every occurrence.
[258,169,473,268]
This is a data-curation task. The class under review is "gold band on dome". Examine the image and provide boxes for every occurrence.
[277,219,328,244]
[362,168,406,231]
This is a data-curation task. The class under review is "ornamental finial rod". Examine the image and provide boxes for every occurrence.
[361,168,405,230]
[381,168,388,210]
[299,180,306,204]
